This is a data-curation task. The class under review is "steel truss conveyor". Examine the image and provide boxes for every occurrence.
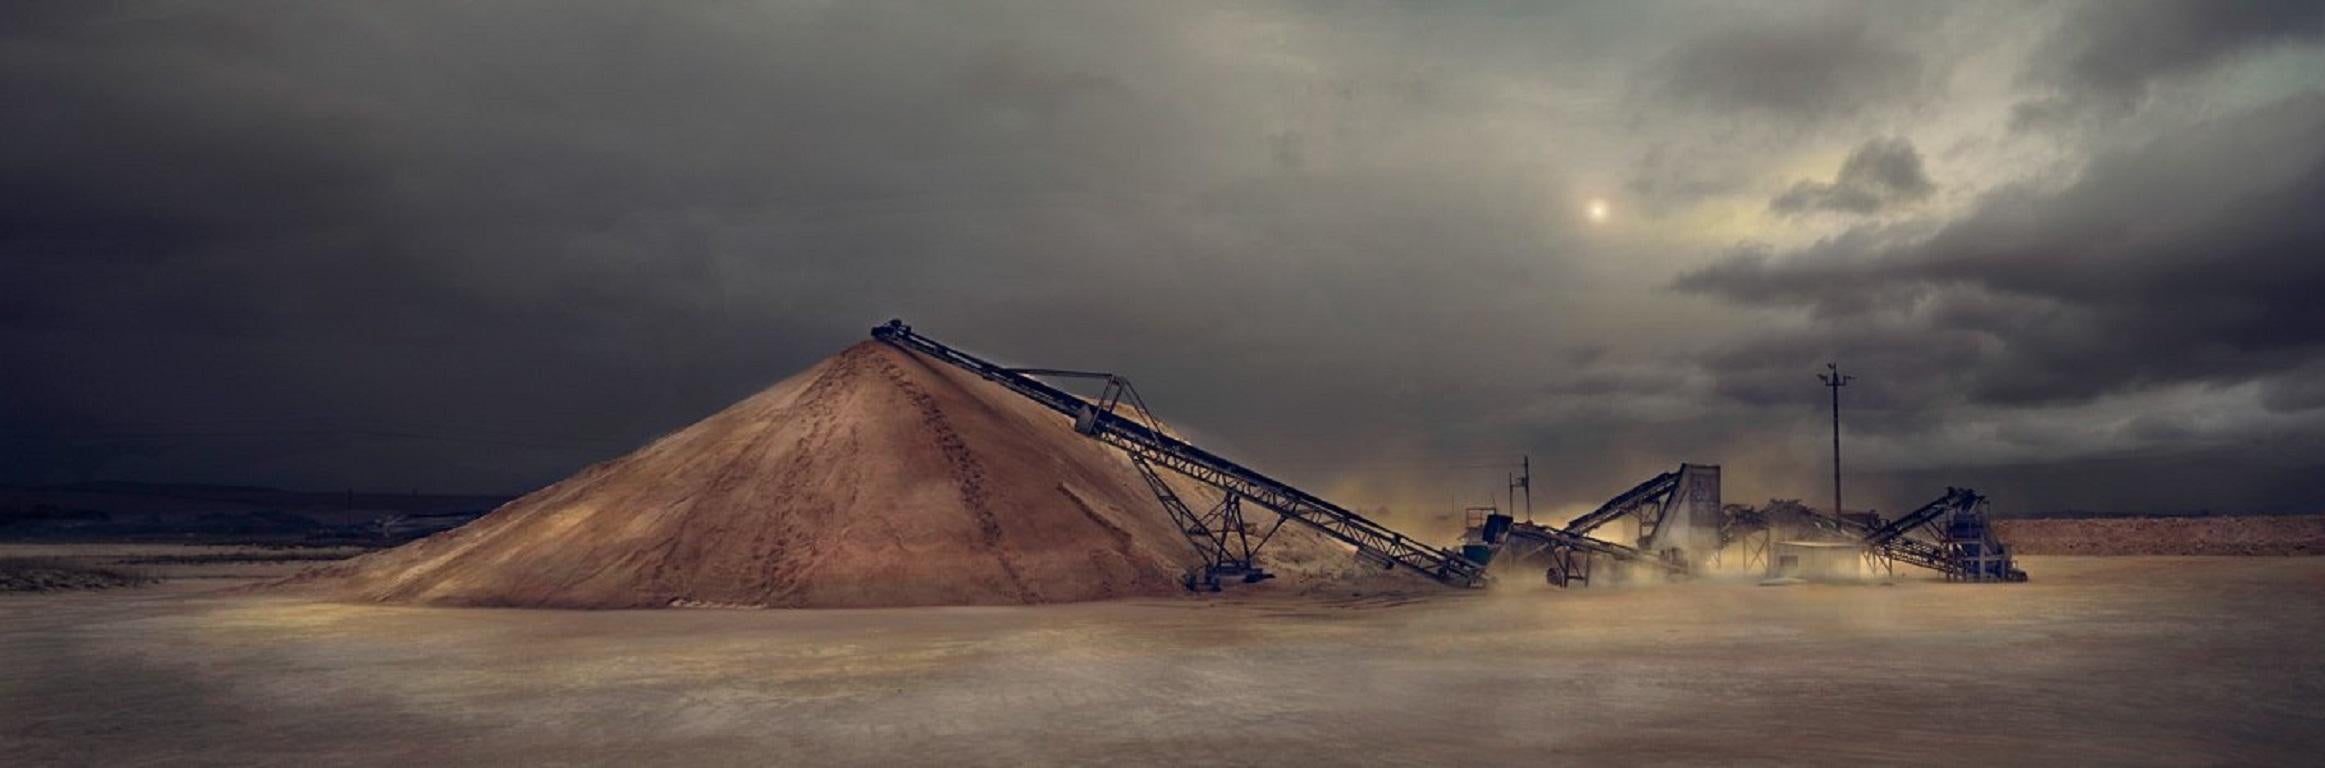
[1561,463,1718,552]
[1477,464,1711,587]
[1561,470,1680,537]
[1494,520,1687,587]
[1801,488,2027,582]
[1859,488,2027,582]
[872,320,1489,588]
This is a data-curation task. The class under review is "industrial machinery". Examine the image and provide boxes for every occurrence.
[1714,503,1773,571]
[1859,488,2028,582]
[1001,366,1283,590]
[1493,519,1688,587]
[1564,463,1722,559]
[1782,488,2028,582]
[873,320,1490,589]
[870,320,2022,591]
[1466,464,1719,587]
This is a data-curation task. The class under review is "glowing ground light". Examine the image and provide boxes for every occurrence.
[1587,199,1610,223]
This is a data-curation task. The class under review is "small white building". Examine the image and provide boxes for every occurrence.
[1770,541,1864,581]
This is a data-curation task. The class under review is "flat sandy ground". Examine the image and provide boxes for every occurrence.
[0,543,369,582]
[5,555,2322,767]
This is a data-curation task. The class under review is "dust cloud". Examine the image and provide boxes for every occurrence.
[9,556,2322,766]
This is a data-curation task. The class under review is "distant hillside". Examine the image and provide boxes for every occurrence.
[1996,515,2325,556]
[0,482,511,545]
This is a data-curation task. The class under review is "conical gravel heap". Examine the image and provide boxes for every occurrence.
[297,340,1359,608]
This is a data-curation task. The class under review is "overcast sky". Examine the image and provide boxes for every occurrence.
[7,1,2323,518]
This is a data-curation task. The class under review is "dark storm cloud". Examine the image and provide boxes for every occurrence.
[1768,137,1934,216]
[1622,13,1929,211]
[7,1,2324,520]
[0,1,1592,492]
[1679,92,2325,407]
[1651,17,1921,120]
[2259,361,2325,414]
[2028,0,2325,108]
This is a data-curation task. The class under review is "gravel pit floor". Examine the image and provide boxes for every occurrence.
[4,555,2322,766]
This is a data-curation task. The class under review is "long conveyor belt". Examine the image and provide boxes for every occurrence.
[872,320,1489,587]
[1560,470,1679,537]
[1805,488,2025,581]
[1502,522,1687,573]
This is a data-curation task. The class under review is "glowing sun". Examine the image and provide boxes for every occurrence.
[1587,199,1610,223]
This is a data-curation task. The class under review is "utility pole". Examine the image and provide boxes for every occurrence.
[1508,455,1533,522]
[1818,363,1854,517]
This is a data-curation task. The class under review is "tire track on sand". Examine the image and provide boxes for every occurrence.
[871,351,1038,603]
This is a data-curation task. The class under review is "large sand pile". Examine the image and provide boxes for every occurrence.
[292,341,1365,608]
[1995,515,2325,556]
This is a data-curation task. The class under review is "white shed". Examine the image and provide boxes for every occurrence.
[1770,541,1865,581]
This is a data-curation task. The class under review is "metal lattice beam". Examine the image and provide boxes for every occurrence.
[872,319,1489,587]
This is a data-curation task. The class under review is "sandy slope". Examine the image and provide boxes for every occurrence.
[287,341,1374,608]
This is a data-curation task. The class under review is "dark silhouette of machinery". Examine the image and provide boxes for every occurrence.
[874,320,1489,589]
[873,319,2023,591]
[1464,464,1718,587]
